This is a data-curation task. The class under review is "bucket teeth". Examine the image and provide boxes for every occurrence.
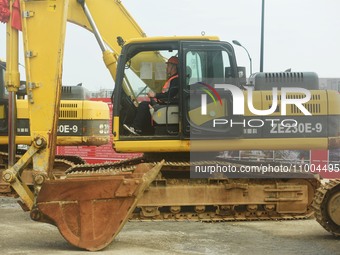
[66,164,136,178]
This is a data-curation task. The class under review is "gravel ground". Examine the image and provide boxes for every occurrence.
[0,197,339,255]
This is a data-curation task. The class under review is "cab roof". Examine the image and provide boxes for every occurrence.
[125,35,220,45]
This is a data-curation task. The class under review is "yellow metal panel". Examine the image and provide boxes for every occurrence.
[327,90,340,115]
[0,105,5,118]
[113,116,120,139]
[82,100,109,120]
[0,136,30,145]
[17,99,109,120]
[16,100,29,118]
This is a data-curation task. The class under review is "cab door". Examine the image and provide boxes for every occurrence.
[180,41,243,139]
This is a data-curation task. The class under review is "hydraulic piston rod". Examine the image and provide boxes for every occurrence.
[5,3,20,167]
[77,0,118,80]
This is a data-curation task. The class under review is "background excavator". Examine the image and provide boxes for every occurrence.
[0,59,111,194]
[0,0,339,251]
[0,60,110,147]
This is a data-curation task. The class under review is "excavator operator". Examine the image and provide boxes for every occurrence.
[124,56,179,135]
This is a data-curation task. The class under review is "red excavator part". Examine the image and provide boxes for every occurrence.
[31,162,163,251]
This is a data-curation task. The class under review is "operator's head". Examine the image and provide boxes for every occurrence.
[166,56,178,76]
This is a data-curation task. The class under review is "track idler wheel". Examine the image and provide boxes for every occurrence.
[313,179,340,237]
[31,162,163,251]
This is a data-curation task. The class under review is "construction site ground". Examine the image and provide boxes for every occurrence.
[0,197,339,255]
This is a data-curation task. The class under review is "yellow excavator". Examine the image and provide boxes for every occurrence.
[0,60,110,147]
[1,0,339,251]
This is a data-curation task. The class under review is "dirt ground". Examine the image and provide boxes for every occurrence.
[0,197,339,255]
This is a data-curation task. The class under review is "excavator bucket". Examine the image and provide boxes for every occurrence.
[31,162,163,251]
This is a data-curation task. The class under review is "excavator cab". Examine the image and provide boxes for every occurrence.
[114,38,243,144]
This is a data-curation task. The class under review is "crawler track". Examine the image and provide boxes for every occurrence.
[67,157,320,222]
[312,179,340,237]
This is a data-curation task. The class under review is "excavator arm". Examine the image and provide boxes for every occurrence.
[3,0,69,208]
[2,0,162,250]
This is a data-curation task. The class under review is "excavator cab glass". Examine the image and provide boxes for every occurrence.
[181,41,243,139]
[115,40,180,138]
[123,50,175,102]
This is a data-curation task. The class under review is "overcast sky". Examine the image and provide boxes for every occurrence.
[1,0,339,91]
